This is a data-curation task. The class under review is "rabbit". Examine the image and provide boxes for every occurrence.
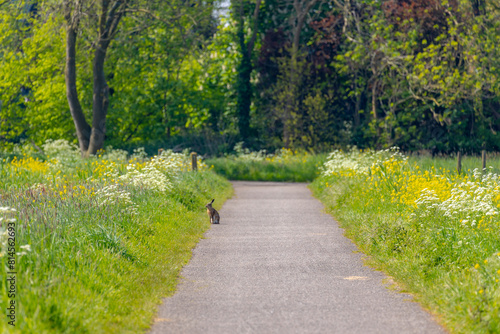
[205,199,220,224]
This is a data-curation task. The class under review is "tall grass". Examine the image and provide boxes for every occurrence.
[408,153,500,174]
[0,142,232,333]
[311,149,500,333]
[207,146,327,182]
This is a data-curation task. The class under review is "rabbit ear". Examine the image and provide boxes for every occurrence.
[210,199,215,204]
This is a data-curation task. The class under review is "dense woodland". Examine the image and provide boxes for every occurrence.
[1,0,500,156]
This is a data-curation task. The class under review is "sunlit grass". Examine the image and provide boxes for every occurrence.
[312,149,500,333]
[408,154,500,175]
[0,144,232,333]
[207,148,328,182]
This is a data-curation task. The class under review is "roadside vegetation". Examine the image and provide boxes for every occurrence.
[1,0,500,332]
[311,148,500,333]
[207,143,327,182]
[0,140,232,334]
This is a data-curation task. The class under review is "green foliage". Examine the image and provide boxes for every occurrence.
[0,1,230,152]
[0,150,232,333]
[312,151,500,333]
[3,0,500,157]
[207,145,327,182]
[330,0,500,152]
[0,5,93,145]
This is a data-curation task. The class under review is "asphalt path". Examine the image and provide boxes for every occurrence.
[150,181,445,334]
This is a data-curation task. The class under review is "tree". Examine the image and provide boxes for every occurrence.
[1,1,220,153]
[232,0,262,141]
[64,0,128,157]
[406,0,500,151]
[104,2,219,148]
[0,2,80,147]
[63,0,220,156]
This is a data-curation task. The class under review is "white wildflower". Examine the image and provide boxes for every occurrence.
[131,147,147,160]
[0,207,29,257]
[102,146,129,162]
[0,207,16,212]
[322,147,406,176]
[95,184,138,215]
[120,164,172,192]
[119,149,189,192]
[42,139,80,166]
[17,244,31,256]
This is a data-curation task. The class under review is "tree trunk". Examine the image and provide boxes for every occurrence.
[282,78,294,148]
[472,0,484,16]
[87,44,109,156]
[291,0,318,58]
[282,0,317,148]
[354,90,361,127]
[236,29,252,141]
[372,81,380,138]
[64,2,91,156]
[64,0,126,157]
[234,0,261,141]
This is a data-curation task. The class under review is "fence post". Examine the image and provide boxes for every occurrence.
[457,151,462,175]
[191,152,198,171]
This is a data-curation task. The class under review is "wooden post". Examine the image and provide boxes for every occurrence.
[457,151,462,175]
[191,152,198,171]
[482,150,486,170]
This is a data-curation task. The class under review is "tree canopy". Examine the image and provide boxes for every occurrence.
[1,0,500,155]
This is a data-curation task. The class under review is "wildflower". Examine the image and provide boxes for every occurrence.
[95,184,138,215]
[17,244,31,256]
[102,146,129,162]
[0,207,30,257]
[0,207,16,213]
[42,139,80,167]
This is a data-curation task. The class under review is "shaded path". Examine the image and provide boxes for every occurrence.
[150,182,444,334]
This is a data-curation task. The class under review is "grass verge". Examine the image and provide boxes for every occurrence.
[311,149,500,334]
[207,149,327,182]
[0,149,232,333]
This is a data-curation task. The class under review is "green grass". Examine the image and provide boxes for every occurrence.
[207,153,327,182]
[0,157,232,333]
[311,154,500,333]
[408,153,500,174]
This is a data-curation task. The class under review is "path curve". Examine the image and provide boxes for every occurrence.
[150,181,445,334]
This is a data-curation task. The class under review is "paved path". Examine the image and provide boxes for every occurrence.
[150,182,445,334]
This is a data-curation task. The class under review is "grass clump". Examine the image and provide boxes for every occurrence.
[311,148,500,334]
[207,143,327,182]
[0,142,232,333]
